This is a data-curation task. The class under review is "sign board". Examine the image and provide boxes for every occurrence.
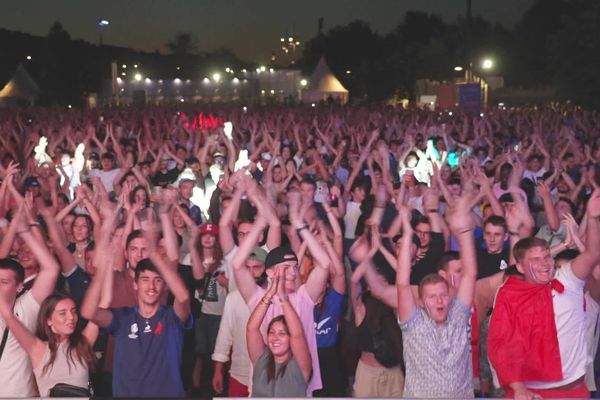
[458,83,481,112]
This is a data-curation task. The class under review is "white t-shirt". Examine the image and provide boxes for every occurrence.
[87,167,121,192]
[527,263,590,389]
[584,293,600,390]
[343,201,362,239]
[0,291,40,397]
[523,168,547,183]
[212,290,252,385]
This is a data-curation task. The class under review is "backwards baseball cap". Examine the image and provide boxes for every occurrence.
[24,176,40,188]
[200,223,219,236]
[265,246,298,269]
[499,193,515,203]
[249,247,268,264]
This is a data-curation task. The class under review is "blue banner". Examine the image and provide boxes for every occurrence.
[458,83,481,112]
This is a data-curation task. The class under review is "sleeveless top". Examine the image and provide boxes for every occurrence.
[33,342,89,397]
[252,349,308,397]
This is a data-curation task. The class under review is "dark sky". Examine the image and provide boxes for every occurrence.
[0,0,534,62]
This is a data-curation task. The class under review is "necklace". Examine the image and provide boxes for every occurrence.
[74,242,88,259]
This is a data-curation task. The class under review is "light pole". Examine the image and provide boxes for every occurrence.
[98,19,109,46]
[279,35,301,66]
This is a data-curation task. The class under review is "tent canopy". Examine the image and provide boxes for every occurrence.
[304,57,348,103]
[0,64,40,99]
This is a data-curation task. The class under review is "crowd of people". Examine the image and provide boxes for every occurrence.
[0,103,600,399]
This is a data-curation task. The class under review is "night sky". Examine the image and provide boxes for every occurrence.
[0,0,534,62]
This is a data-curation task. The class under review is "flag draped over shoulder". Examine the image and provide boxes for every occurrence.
[488,276,563,386]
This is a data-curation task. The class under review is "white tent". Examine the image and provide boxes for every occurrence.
[303,57,349,104]
[0,64,40,107]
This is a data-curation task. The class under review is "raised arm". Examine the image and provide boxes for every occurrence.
[0,293,46,368]
[246,273,278,364]
[157,189,182,264]
[232,215,267,304]
[146,226,190,322]
[288,190,331,302]
[0,201,22,259]
[351,229,397,308]
[321,227,345,294]
[396,207,417,322]
[571,189,600,280]
[536,181,560,232]
[277,267,312,382]
[54,196,82,223]
[218,183,243,255]
[246,179,281,250]
[17,214,60,304]
[446,188,479,306]
[40,207,77,275]
[80,204,119,328]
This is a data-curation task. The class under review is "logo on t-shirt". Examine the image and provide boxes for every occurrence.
[315,316,332,335]
[500,260,508,271]
[128,323,139,339]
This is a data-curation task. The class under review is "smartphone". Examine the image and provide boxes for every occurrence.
[330,194,339,207]
[314,181,329,203]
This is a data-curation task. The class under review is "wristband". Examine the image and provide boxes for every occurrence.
[295,224,309,236]
[509,231,519,236]
[427,208,438,213]
[29,222,41,227]
[261,297,272,305]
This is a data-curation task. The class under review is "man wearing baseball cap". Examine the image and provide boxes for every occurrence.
[212,247,268,396]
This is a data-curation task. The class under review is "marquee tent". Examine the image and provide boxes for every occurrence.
[303,57,348,104]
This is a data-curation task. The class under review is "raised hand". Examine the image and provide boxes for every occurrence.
[158,188,178,214]
[587,188,600,218]
[536,181,552,200]
[446,187,480,234]
[287,190,302,226]
[263,269,279,302]
[2,161,20,182]
[275,266,288,303]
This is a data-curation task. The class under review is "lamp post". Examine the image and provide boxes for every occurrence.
[279,35,301,66]
[98,19,109,46]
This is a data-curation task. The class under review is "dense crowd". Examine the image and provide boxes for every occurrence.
[0,103,600,399]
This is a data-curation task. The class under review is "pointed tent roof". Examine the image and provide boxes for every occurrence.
[308,57,348,94]
[0,64,40,98]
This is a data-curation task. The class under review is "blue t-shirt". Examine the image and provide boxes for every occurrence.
[189,204,203,225]
[314,289,344,348]
[107,305,192,397]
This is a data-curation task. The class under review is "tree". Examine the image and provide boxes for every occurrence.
[166,33,199,55]
[40,21,81,104]
[549,0,600,107]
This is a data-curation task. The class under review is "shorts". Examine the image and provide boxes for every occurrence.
[353,359,404,398]
[194,312,222,355]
